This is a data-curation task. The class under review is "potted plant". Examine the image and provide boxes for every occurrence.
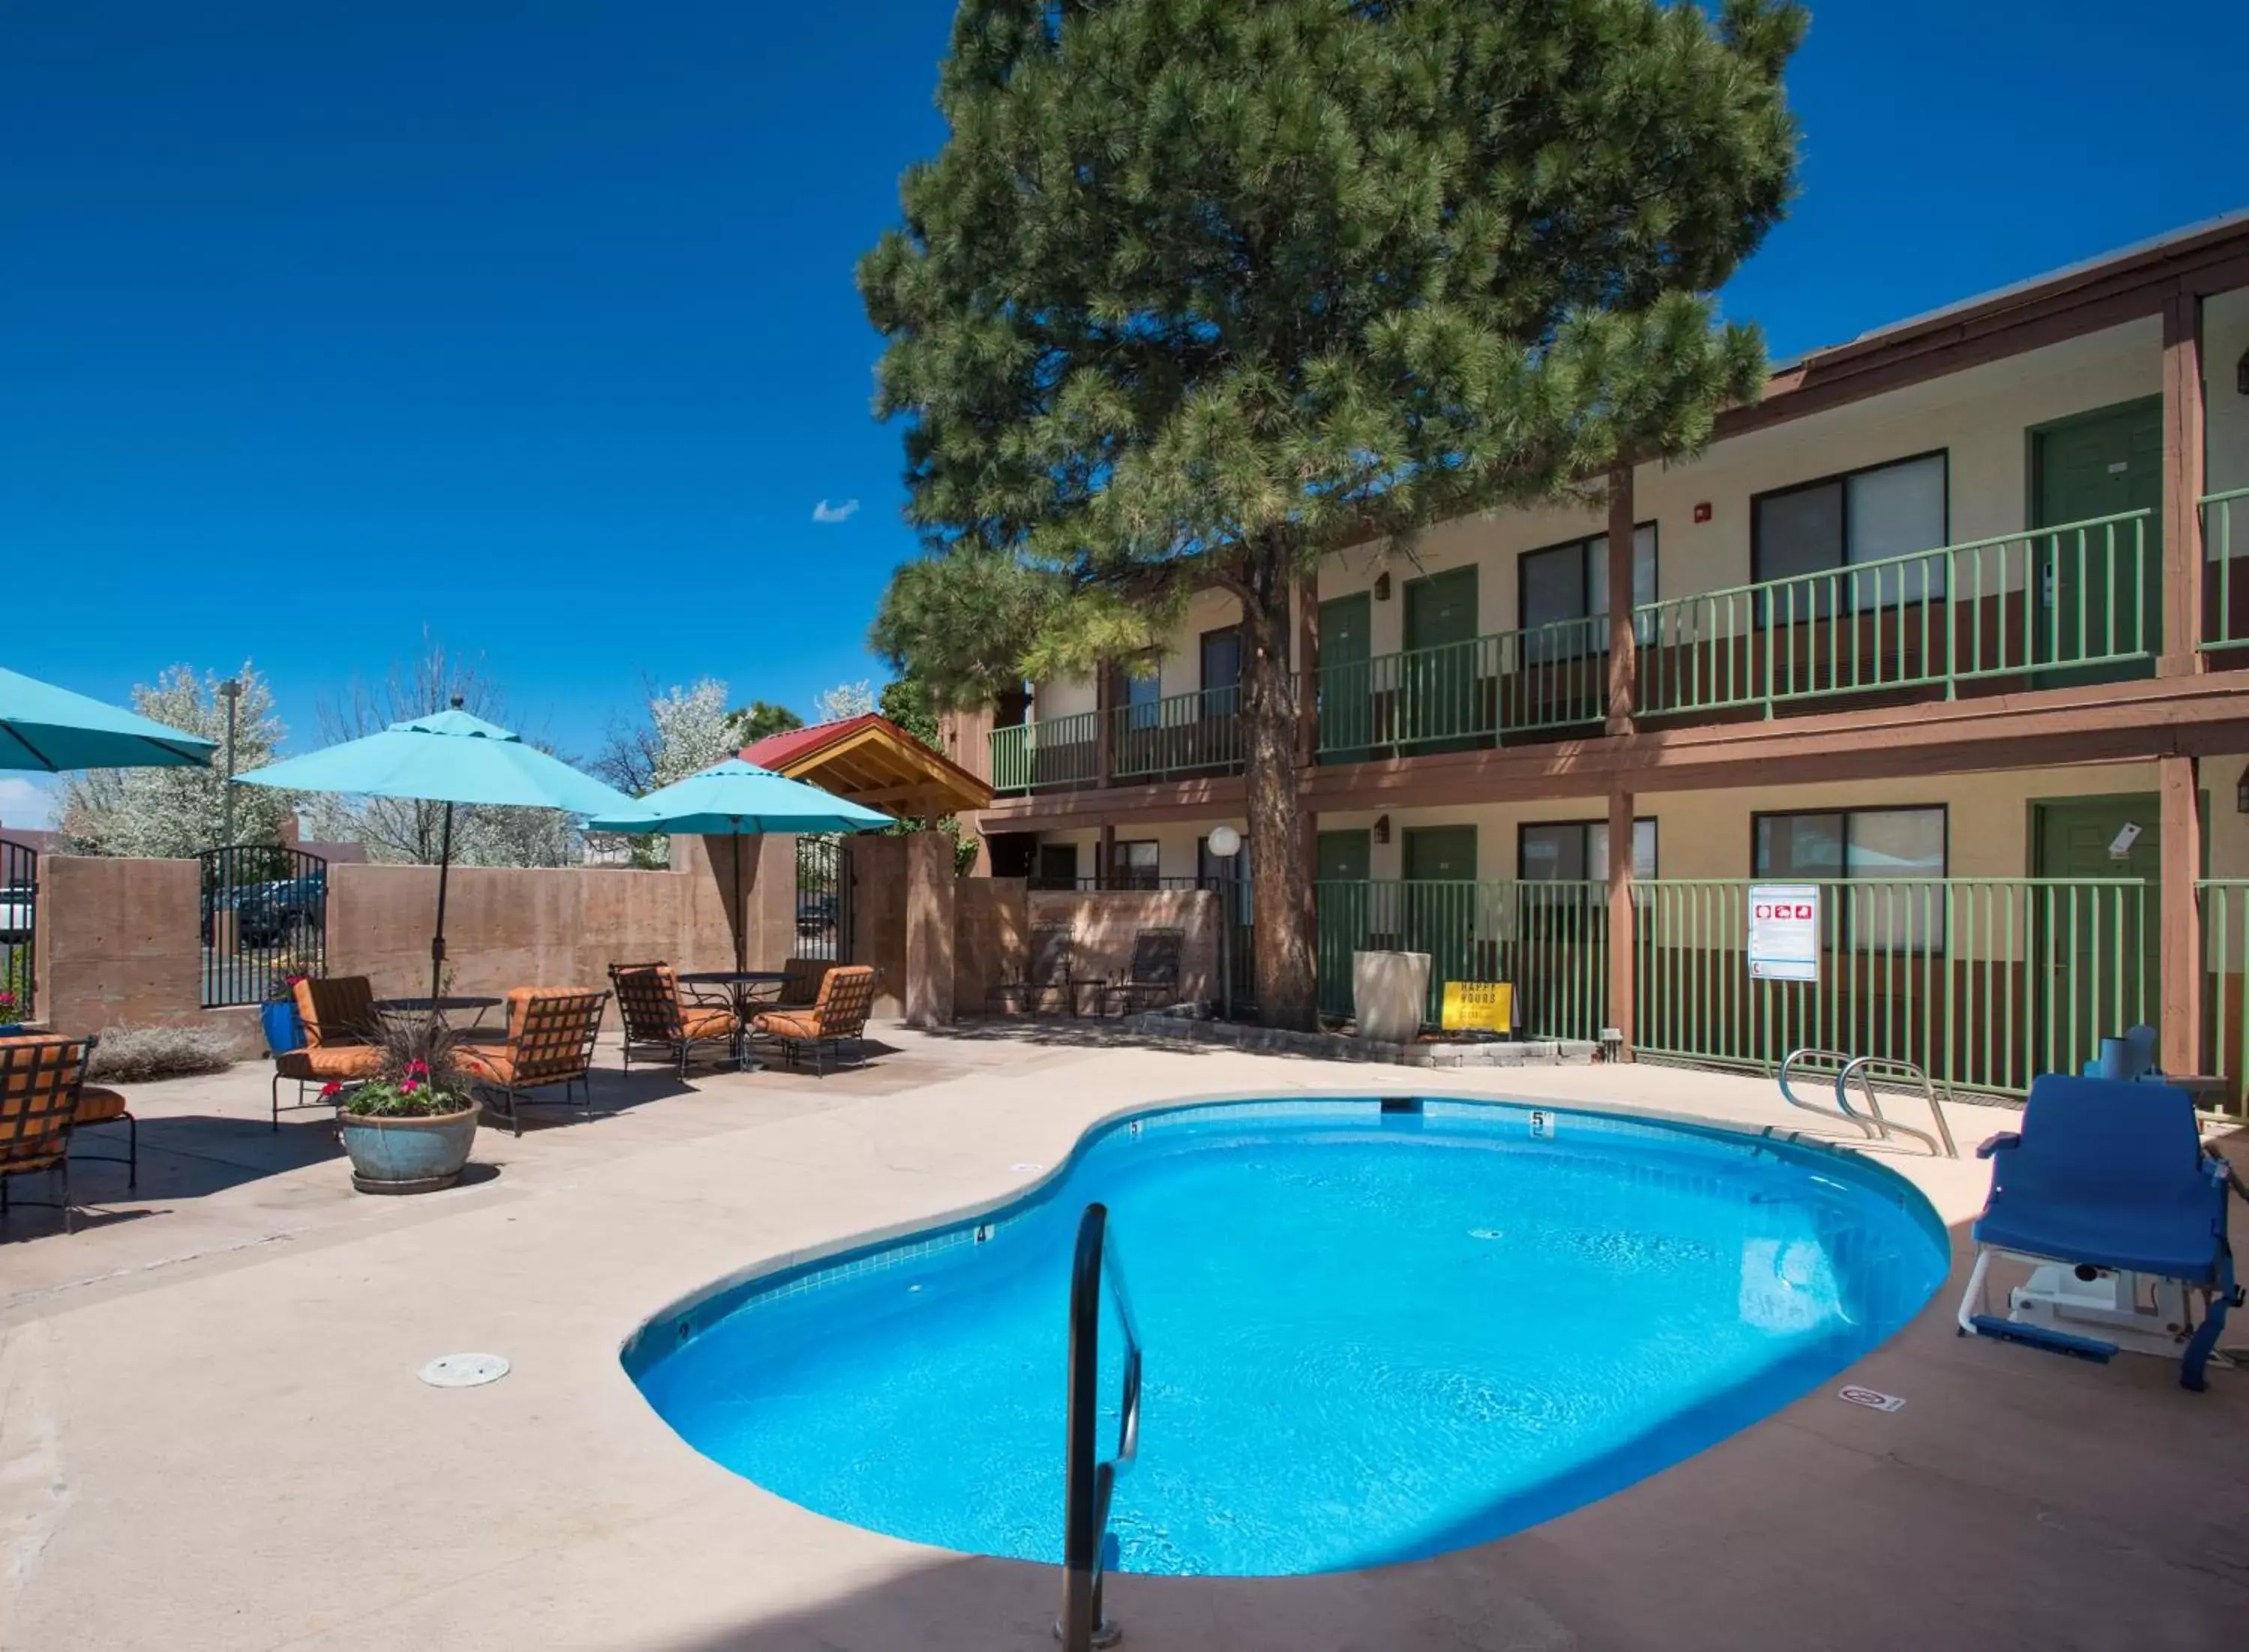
[262,971,307,1056]
[330,1012,482,1195]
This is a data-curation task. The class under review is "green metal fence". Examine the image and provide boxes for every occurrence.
[1314,617,1612,759]
[989,711,1099,795]
[2202,487,2249,652]
[2194,880,2249,1119]
[1637,509,2154,718]
[1111,684,1242,780]
[1313,879,1610,1038]
[1635,878,2152,1096]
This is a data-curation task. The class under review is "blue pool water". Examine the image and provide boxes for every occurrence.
[627,1099,1946,1577]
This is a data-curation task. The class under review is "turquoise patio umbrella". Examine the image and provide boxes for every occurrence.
[588,758,892,973]
[0,666,217,771]
[236,701,636,999]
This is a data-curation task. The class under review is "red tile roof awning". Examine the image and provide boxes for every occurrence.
[739,714,992,819]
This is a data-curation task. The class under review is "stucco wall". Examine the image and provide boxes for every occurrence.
[1026,887,1220,1005]
[30,834,794,1042]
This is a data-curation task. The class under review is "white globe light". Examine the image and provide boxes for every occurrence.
[1208,825,1242,857]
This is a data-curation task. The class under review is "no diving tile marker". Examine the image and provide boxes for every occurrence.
[1837,1384,1905,1413]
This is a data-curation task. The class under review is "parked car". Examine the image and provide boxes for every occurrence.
[202,872,325,948]
[796,890,837,938]
[0,883,31,944]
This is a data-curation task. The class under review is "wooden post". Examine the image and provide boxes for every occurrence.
[1606,786,1635,1058]
[2161,289,2205,675]
[2159,754,2203,1076]
[1097,822,1116,892]
[1606,463,1637,735]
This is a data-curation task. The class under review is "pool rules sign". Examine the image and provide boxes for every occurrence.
[1748,885,1820,983]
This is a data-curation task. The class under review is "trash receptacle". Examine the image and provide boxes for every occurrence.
[1352,950,1429,1045]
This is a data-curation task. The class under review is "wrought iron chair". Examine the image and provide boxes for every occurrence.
[765,955,838,1015]
[750,965,878,1076]
[0,1035,97,1232]
[1101,927,1186,1016]
[987,923,1076,1016]
[608,962,738,1077]
[457,988,609,1136]
[272,974,383,1129]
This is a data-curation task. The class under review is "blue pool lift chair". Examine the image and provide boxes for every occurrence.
[1957,1075,2239,1390]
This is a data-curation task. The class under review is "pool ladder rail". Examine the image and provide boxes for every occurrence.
[1778,1049,1960,1159]
[1060,1202,1142,1652]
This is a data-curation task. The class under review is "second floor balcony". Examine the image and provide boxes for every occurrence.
[988,502,2249,795]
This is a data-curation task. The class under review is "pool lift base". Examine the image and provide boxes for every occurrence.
[1959,1250,2237,1369]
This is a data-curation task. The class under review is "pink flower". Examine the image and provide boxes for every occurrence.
[318,1081,342,1098]
[401,1079,419,1094]
[407,1059,429,1076]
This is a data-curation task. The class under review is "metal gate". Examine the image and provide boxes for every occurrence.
[795,835,853,962]
[1,839,34,1020]
[200,845,328,1007]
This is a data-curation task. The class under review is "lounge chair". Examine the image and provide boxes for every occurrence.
[987,923,1075,1016]
[456,988,609,1136]
[751,965,877,1076]
[1101,927,1185,1016]
[272,974,384,1129]
[0,1036,103,1232]
[1957,1073,2239,1390]
[609,962,738,1077]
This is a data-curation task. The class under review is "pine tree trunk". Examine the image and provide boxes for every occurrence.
[1241,582,1318,1031]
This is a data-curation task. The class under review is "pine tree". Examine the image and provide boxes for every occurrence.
[863,0,1805,1028]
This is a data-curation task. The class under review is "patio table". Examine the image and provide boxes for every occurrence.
[371,995,504,1030]
[677,970,788,1070]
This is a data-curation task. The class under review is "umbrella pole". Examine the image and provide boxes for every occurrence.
[430,801,454,1004]
[732,825,747,975]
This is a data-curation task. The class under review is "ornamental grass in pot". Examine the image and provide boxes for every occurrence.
[332,1010,482,1195]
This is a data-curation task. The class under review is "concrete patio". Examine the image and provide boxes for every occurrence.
[3,1025,2244,1651]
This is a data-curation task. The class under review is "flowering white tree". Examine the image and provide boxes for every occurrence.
[810,679,876,723]
[59,665,295,856]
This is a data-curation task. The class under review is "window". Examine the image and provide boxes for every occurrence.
[1753,451,1948,609]
[1110,839,1160,890]
[1753,807,1946,950]
[1518,819,1658,882]
[1033,842,1079,890]
[1519,524,1658,658]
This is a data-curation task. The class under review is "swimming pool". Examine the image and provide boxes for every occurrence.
[625,1097,1948,1577]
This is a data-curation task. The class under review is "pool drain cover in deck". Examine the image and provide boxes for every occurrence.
[418,1353,511,1388]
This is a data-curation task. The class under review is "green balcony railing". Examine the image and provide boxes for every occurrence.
[2200,487,2249,652]
[988,710,1100,795]
[1312,878,1612,1038]
[1637,509,2155,718]
[1634,877,2152,1097]
[1110,684,1243,780]
[2194,881,2249,1119]
[1315,615,1612,759]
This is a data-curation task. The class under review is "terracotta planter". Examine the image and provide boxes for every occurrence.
[337,1103,480,1195]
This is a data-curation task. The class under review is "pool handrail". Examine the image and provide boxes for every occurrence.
[1060,1200,1141,1652]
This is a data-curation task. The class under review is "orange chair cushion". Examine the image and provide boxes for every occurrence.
[455,1046,515,1085]
[752,1010,822,1041]
[73,1086,130,1124]
[678,1006,735,1040]
[1,1140,63,1172]
[276,1045,383,1081]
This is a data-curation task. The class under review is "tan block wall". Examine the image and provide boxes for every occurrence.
[1026,887,1220,1004]
[31,833,795,1043]
[957,878,1029,1010]
[847,836,908,1019]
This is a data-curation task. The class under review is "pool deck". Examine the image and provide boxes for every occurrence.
[4,1024,2245,1651]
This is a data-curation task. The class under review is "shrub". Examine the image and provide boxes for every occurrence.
[333,1009,476,1118]
[87,1023,239,1084]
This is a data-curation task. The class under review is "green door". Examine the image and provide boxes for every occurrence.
[2032,795,2162,1077]
[1317,592,1373,764]
[1315,828,1373,1016]
[2031,397,2161,686]
[1403,825,1478,1018]
[1402,567,1480,750]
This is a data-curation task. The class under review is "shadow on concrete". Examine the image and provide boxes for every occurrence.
[921,1018,1222,1055]
[487,1066,699,1133]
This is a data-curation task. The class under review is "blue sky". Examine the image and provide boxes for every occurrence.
[2,1,2244,826]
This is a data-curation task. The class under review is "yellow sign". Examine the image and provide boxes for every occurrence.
[1440,980,1513,1034]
